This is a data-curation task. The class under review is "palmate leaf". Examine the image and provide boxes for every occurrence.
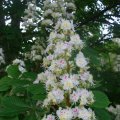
[27,84,46,101]
[1,96,30,108]
[27,84,46,95]
[0,96,30,117]
[0,76,30,92]
[92,91,110,108]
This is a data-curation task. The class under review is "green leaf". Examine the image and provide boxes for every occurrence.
[0,77,13,91]
[92,91,110,108]
[20,72,37,81]
[0,97,30,117]
[2,96,29,108]
[24,114,37,120]
[11,79,31,87]
[27,84,46,100]
[94,108,112,120]
[27,84,46,95]
[6,65,21,78]
[12,86,26,94]
[0,116,19,120]
[0,107,28,117]
[32,94,46,101]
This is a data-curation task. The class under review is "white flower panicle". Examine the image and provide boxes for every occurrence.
[35,0,96,120]
[0,48,5,65]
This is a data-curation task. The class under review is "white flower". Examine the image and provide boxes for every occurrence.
[45,43,55,53]
[33,72,46,84]
[60,19,73,31]
[43,99,49,107]
[46,114,55,120]
[78,107,95,120]
[107,105,120,117]
[80,71,94,84]
[43,0,50,8]
[57,33,65,39]
[42,114,55,120]
[70,89,94,105]
[70,34,84,48]
[78,89,94,105]
[50,2,58,8]
[56,59,67,68]
[61,74,78,91]
[66,3,76,10]
[54,41,72,56]
[46,54,54,61]
[42,19,53,26]
[47,89,64,104]
[52,12,62,18]
[13,59,24,66]
[72,107,80,118]
[45,79,57,90]
[49,59,67,72]
[43,71,58,89]
[43,9,53,17]
[75,52,88,68]
[70,91,79,103]
[49,32,57,41]
[56,107,73,120]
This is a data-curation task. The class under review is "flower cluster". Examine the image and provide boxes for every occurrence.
[0,48,5,65]
[57,107,95,120]
[107,105,120,120]
[34,0,96,119]
[25,37,45,62]
[22,0,40,28]
[42,0,76,26]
